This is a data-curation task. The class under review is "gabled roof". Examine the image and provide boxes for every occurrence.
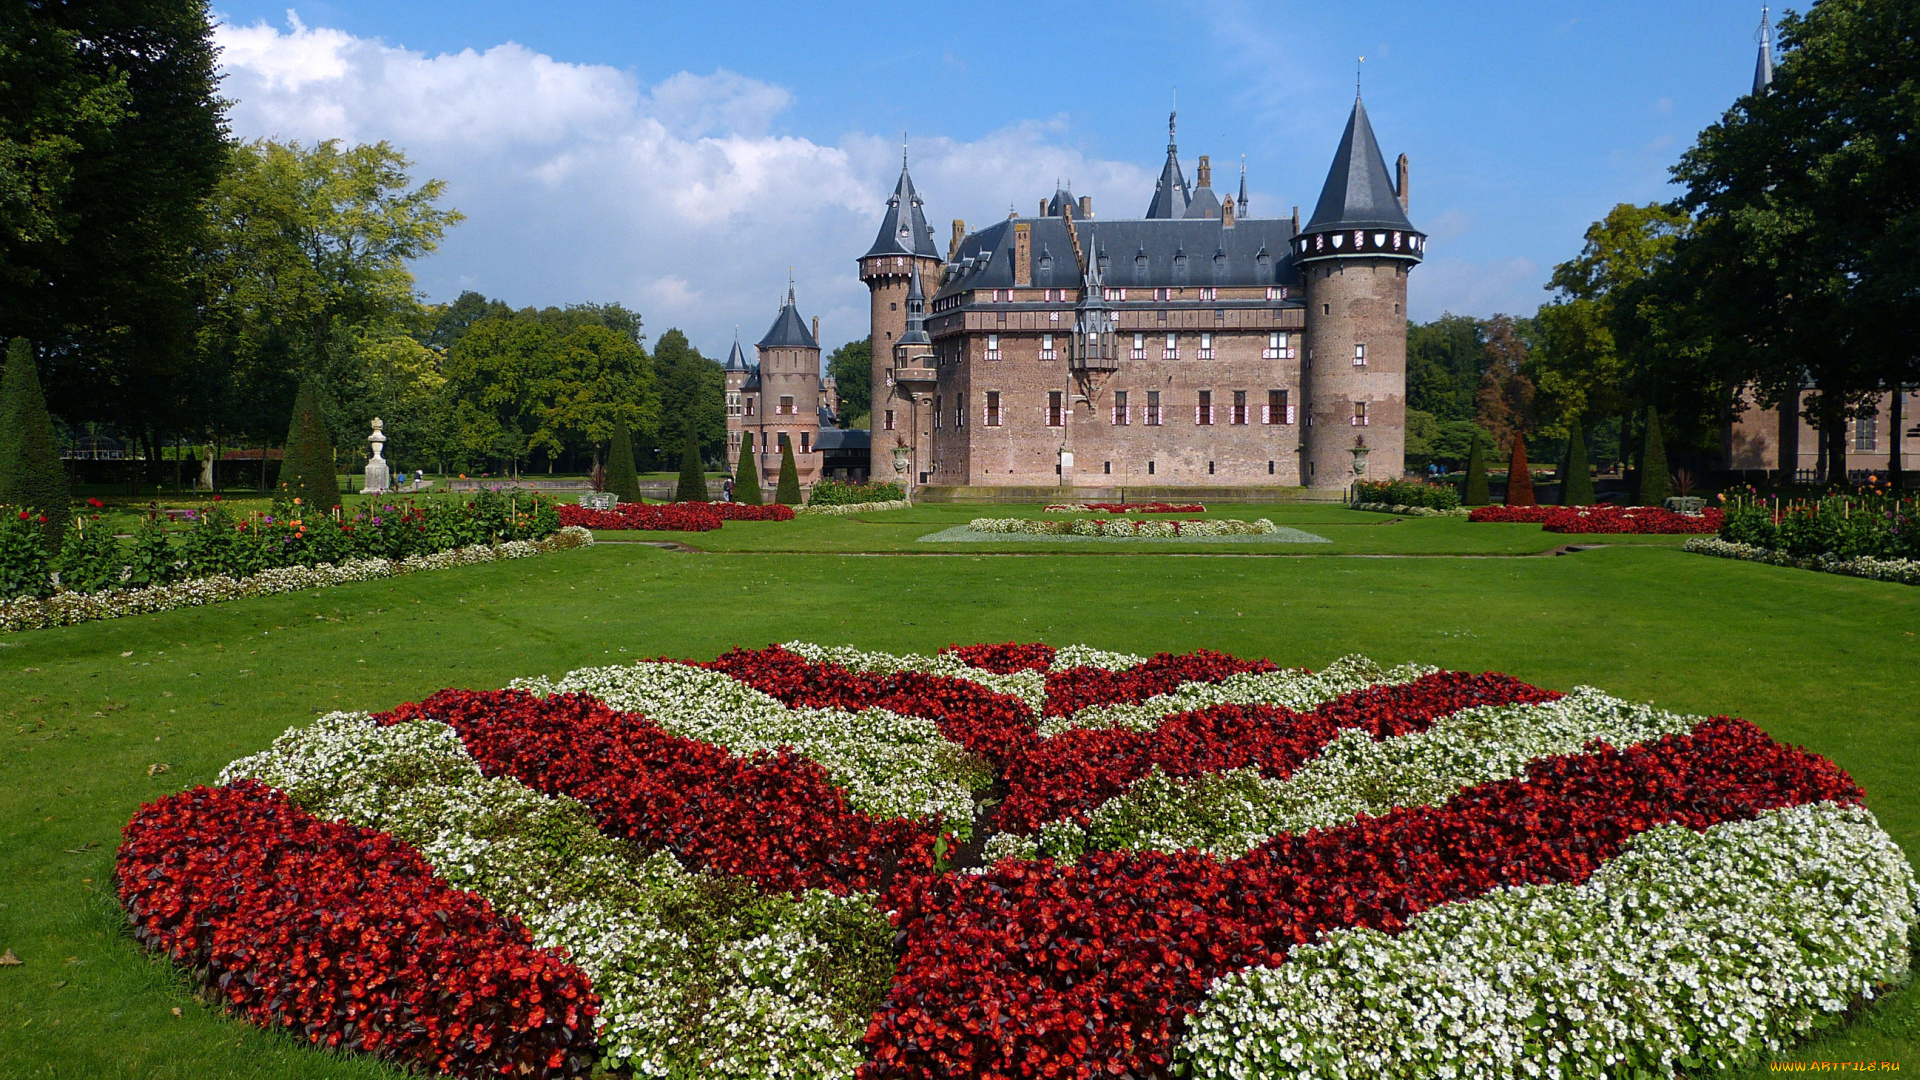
[757,289,818,350]
[1183,185,1221,220]
[1144,111,1191,219]
[1302,96,1415,235]
[1045,186,1078,216]
[863,157,941,259]
[935,215,1301,300]
[723,335,751,372]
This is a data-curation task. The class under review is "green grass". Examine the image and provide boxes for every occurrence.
[0,521,1915,1077]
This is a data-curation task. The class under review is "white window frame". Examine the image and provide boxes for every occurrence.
[1354,343,1368,367]
[1351,401,1369,427]
[986,333,1001,361]
[1163,332,1179,360]
[1146,390,1163,426]
[1199,287,1217,301]
[1040,332,1056,361]
[1198,332,1214,360]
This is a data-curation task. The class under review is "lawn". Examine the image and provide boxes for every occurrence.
[0,524,1914,1078]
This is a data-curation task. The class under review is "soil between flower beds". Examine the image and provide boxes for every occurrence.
[114,641,1919,1080]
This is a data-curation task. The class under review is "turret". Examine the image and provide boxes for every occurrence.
[1294,93,1425,489]
[755,283,823,489]
[860,147,944,480]
[1144,110,1191,219]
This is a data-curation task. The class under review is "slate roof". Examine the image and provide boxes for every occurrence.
[723,336,750,372]
[1144,112,1191,219]
[863,159,941,259]
[1753,27,1773,94]
[897,264,931,348]
[1183,184,1221,220]
[1302,96,1415,235]
[757,291,818,350]
[935,216,1302,300]
[815,427,870,452]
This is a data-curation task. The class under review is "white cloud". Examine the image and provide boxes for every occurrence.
[213,13,1154,357]
[1409,256,1545,322]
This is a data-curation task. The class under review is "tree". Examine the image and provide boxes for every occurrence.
[0,338,69,538]
[423,291,511,351]
[529,324,654,464]
[1638,407,1672,506]
[1504,434,1535,507]
[652,329,724,463]
[1560,411,1596,506]
[1473,315,1536,456]
[826,338,872,426]
[774,439,801,505]
[605,419,642,504]
[0,0,227,475]
[1461,433,1490,506]
[281,378,339,512]
[1406,314,1485,421]
[732,433,761,505]
[676,437,707,502]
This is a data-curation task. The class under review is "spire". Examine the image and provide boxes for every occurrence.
[1753,7,1774,95]
[862,150,940,259]
[1302,95,1416,235]
[756,283,818,349]
[1144,104,1191,218]
[1237,156,1249,218]
[897,264,931,351]
[723,329,750,372]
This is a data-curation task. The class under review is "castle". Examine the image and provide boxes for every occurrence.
[726,94,1424,493]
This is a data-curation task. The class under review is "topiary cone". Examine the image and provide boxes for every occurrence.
[1561,411,1596,506]
[1637,406,1672,507]
[1505,433,1536,506]
[774,439,801,505]
[1461,433,1491,506]
[0,338,70,540]
[675,436,707,502]
[281,378,340,512]
[605,419,643,504]
[732,433,761,505]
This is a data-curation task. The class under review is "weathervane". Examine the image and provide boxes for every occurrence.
[1357,56,1366,98]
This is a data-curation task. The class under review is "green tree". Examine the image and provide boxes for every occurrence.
[826,337,872,426]
[422,291,511,351]
[676,437,707,502]
[281,378,339,512]
[1461,432,1490,507]
[0,0,227,473]
[652,329,724,463]
[732,433,761,505]
[0,339,70,538]
[529,324,654,465]
[1560,411,1596,506]
[605,419,641,504]
[774,439,801,505]
[1406,314,1485,421]
[1637,407,1672,506]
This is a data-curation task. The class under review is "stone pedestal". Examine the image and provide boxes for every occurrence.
[360,418,391,494]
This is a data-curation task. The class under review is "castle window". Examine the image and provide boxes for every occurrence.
[1354,343,1367,367]
[1322,303,1331,315]
[1132,333,1147,361]
[1148,460,1156,475]
[1196,390,1214,426]
[1268,460,1275,474]
[1104,461,1112,475]
[1154,287,1170,301]
[1164,333,1179,360]
[1198,332,1214,360]
[1209,461,1215,475]
[934,394,942,429]
[890,302,897,311]
[745,399,754,417]
[1857,412,1878,451]
[801,431,811,454]
[884,409,895,431]
[1113,390,1129,426]
[1048,391,1064,427]
[1200,287,1217,301]
[1231,390,1247,425]
[986,334,1001,361]
[1040,333,1056,361]
[1146,391,1162,426]
[778,432,791,450]
[1105,287,1126,302]
[956,393,966,429]
[1266,389,1293,425]
[993,289,1010,302]
[1351,401,1369,427]
[779,395,794,415]
[1215,309,1226,324]
[985,391,1001,427]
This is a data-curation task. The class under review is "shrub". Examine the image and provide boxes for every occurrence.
[1504,434,1535,506]
[1561,412,1596,506]
[732,432,761,505]
[124,516,183,588]
[775,440,801,505]
[1461,433,1490,506]
[807,479,905,507]
[1353,479,1460,511]
[0,338,71,539]
[606,420,642,504]
[54,517,123,593]
[280,379,340,513]
[0,510,51,597]
[1638,406,1673,507]
[674,437,707,502]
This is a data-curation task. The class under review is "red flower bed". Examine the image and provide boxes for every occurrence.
[1086,502,1205,514]
[117,781,599,1079]
[557,502,723,531]
[1043,649,1279,717]
[703,644,1038,766]
[707,502,796,521]
[861,718,1859,1080]
[1467,504,1723,533]
[376,689,940,895]
[998,672,1560,833]
[940,641,1057,674]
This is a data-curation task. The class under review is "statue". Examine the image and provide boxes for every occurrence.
[361,418,391,494]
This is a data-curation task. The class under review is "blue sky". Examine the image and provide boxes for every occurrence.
[209,1,1775,360]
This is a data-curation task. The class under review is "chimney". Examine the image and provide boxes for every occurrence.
[949,219,966,261]
[1291,205,1300,231]
[1078,195,1092,219]
[1197,155,1212,188]
[1396,153,1410,211]
[811,316,819,345]
[1013,222,1033,287]
[1221,195,1235,228]
[1040,198,1049,218]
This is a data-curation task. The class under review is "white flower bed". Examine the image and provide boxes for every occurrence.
[1181,801,1920,1080]
[1042,654,1434,737]
[1685,536,1920,585]
[1049,644,1147,671]
[512,660,990,824]
[795,500,912,516]
[966,516,1277,538]
[0,526,594,632]
[779,642,1048,715]
[222,712,884,1080]
[1350,501,1471,517]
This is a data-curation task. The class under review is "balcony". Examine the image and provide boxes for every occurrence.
[892,358,937,385]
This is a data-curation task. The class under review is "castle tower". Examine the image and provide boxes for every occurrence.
[722,331,752,467]
[1295,93,1425,489]
[859,149,943,482]
[754,284,823,489]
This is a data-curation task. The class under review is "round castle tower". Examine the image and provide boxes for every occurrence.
[858,151,943,484]
[1295,95,1425,489]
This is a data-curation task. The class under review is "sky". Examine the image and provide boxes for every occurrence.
[208,0,1777,361]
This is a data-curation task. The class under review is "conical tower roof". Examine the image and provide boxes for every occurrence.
[1753,8,1774,95]
[897,264,931,348]
[1303,96,1415,234]
[863,152,940,259]
[757,286,818,349]
[723,333,750,372]
[1144,110,1191,219]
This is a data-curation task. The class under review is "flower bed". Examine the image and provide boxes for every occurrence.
[557,501,794,531]
[1350,500,1471,517]
[795,499,912,516]
[1353,479,1461,511]
[970,516,1276,537]
[1043,502,1205,514]
[0,527,592,633]
[1686,535,1920,585]
[1467,504,1722,533]
[123,642,1919,1080]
